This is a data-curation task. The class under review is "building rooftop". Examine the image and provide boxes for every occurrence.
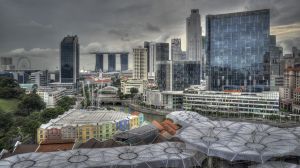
[184,91,279,99]
[61,35,78,43]
[161,91,184,95]
[0,142,204,168]
[207,9,269,18]
[78,138,125,149]
[114,124,159,144]
[40,109,131,128]
[36,143,75,152]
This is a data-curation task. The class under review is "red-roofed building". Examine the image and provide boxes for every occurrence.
[36,142,75,152]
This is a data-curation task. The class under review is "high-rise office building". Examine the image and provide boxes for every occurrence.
[171,39,183,61]
[95,52,129,72]
[172,61,201,91]
[144,42,169,80]
[133,47,148,80]
[156,61,171,91]
[144,42,156,79]
[144,42,150,76]
[156,43,170,91]
[269,35,284,91]
[0,57,14,70]
[186,9,202,61]
[60,35,80,84]
[206,9,270,91]
[155,43,169,62]
[30,70,49,87]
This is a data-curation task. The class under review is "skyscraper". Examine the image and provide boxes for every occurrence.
[133,47,148,80]
[144,42,156,79]
[206,9,270,91]
[172,61,201,91]
[186,9,202,61]
[171,38,183,61]
[60,35,80,84]
[95,52,129,72]
[155,43,170,91]
[156,43,169,62]
[144,42,169,80]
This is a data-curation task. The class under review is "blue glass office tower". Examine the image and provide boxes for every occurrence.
[156,43,170,91]
[172,61,201,91]
[206,9,270,91]
[60,35,79,84]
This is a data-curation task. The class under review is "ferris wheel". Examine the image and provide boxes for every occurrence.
[17,56,31,70]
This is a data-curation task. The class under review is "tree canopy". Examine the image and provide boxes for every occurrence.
[56,96,76,111]
[0,77,24,98]
[130,87,139,94]
[16,93,46,116]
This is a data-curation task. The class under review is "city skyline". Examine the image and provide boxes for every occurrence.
[1,1,300,166]
[0,0,300,71]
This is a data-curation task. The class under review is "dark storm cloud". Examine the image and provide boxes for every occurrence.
[146,23,161,32]
[0,0,299,70]
[108,29,130,41]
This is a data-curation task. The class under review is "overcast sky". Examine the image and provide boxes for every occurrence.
[0,0,300,70]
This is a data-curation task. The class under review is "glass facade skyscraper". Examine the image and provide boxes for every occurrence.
[186,9,202,61]
[206,9,270,91]
[156,43,170,91]
[60,35,79,84]
[172,61,201,91]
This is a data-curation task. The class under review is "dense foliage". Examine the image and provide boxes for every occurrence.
[0,77,76,150]
[0,77,24,98]
[56,96,76,111]
[16,93,46,116]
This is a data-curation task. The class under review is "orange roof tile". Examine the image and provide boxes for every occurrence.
[36,143,74,152]
[13,144,38,155]
[161,122,176,135]
[163,120,179,130]
[131,111,140,116]
[152,120,164,131]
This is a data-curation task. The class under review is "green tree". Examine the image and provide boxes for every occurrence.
[0,110,13,134]
[117,88,124,99]
[0,77,24,98]
[21,118,41,138]
[130,87,139,98]
[56,96,76,111]
[112,78,121,87]
[0,77,18,88]
[16,93,46,116]
[41,107,64,122]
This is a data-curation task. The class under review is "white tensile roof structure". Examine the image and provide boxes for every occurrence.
[0,152,54,168]
[166,111,210,127]
[0,142,206,168]
[166,111,300,164]
[248,161,300,168]
[177,121,299,163]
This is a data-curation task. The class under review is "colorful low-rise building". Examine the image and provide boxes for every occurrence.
[129,115,139,129]
[131,111,145,126]
[37,109,140,144]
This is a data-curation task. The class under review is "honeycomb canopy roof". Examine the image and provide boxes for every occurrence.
[0,142,205,168]
[248,161,300,168]
[166,111,210,127]
[173,112,300,163]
